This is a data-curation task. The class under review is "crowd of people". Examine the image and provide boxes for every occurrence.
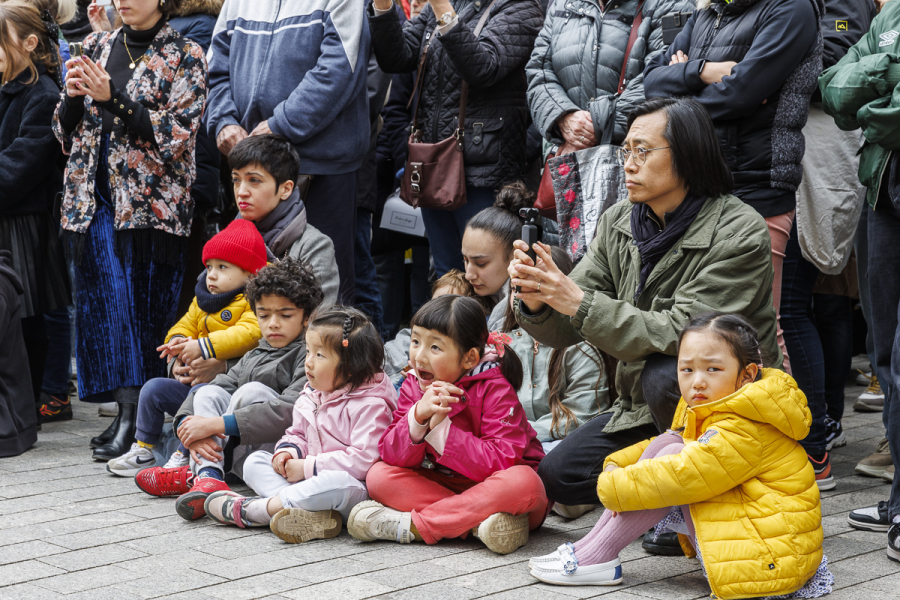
[0,0,898,596]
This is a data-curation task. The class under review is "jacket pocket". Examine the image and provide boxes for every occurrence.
[739,516,777,571]
[461,117,503,167]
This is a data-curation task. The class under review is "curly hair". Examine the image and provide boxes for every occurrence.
[244,257,325,316]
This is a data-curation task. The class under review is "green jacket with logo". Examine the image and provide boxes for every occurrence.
[515,194,782,434]
[819,0,900,208]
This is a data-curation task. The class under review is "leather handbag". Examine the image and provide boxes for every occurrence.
[400,0,497,210]
[534,0,646,221]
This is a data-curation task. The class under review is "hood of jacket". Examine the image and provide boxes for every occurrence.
[685,368,811,442]
[172,0,223,17]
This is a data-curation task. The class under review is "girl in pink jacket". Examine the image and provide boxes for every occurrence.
[202,307,397,543]
[347,295,549,555]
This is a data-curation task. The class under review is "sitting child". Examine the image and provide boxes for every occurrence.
[101,219,266,470]
[530,313,829,599]
[131,258,324,517]
[348,295,548,555]
[203,307,397,543]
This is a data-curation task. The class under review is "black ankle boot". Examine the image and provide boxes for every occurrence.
[642,530,685,556]
[90,411,121,449]
[92,403,137,461]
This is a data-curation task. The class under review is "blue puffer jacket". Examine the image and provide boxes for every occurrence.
[205,0,371,175]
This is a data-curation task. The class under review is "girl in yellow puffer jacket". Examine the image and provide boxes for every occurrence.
[530,313,832,599]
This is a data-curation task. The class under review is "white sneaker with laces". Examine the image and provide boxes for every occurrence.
[106,443,157,477]
[163,449,189,469]
[347,500,415,543]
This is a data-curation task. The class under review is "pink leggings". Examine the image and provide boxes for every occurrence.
[574,432,693,565]
[766,211,794,374]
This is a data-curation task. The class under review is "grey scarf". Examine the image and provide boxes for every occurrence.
[252,187,308,260]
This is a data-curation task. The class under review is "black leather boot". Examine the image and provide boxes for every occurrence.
[642,530,685,556]
[92,403,137,461]
[90,411,121,449]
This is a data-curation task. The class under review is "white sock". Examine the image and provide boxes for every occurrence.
[245,497,273,525]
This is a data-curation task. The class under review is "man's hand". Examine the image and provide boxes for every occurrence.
[216,124,249,155]
[187,357,227,384]
[558,111,596,150]
[187,436,224,464]
[669,50,689,65]
[700,61,738,85]
[511,241,585,317]
[284,458,306,483]
[272,451,293,478]
[178,415,225,447]
[249,120,273,137]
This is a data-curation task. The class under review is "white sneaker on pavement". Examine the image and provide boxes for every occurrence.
[106,443,156,477]
[347,500,415,543]
[472,512,529,554]
[163,449,189,469]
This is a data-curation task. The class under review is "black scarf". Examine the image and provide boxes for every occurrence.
[630,191,708,299]
[252,187,307,260]
[194,272,245,314]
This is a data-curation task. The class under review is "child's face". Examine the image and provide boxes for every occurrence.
[461,229,512,297]
[232,164,294,223]
[254,294,307,348]
[409,326,479,390]
[0,29,37,80]
[304,328,343,393]
[205,259,251,295]
[678,331,757,408]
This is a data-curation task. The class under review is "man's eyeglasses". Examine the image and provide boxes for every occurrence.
[615,146,671,166]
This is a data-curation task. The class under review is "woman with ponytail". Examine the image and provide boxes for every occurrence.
[0,0,71,426]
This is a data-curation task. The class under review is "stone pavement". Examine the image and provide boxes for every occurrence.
[0,370,896,600]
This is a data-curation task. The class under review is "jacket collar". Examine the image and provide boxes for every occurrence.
[256,336,304,354]
[614,193,725,251]
[1,64,46,96]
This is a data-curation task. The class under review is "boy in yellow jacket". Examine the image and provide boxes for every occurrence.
[99,220,267,474]
[530,314,830,599]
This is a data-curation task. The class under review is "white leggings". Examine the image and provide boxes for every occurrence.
[242,450,369,521]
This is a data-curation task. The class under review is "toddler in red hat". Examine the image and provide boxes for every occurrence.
[103,220,268,477]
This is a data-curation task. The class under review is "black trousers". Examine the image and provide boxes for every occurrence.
[537,354,681,505]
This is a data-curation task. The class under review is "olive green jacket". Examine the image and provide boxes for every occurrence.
[515,194,782,433]
[508,328,609,442]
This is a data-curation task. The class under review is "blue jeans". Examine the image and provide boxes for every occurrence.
[353,208,385,339]
[41,307,72,396]
[421,186,497,277]
[781,222,827,456]
[136,377,192,449]
[866,204,900,519]
[856,207,878,374]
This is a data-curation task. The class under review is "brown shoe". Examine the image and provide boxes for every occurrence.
[856,438,893,479]
[884,465,895,483]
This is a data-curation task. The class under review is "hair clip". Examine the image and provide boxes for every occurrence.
[342,339,349,347]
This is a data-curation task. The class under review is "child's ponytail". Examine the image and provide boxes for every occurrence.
[486,332,523,391]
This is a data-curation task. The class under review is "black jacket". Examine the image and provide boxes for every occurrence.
[0,251,37,457]
[368,0,543,189]
[644,0,823,218]
[822,0,876,70]
[0,69,63,217]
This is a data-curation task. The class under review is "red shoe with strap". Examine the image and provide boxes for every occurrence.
[176,476,231,521]
[135,465,193,497]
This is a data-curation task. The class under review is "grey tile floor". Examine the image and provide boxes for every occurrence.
[0,366,895,599]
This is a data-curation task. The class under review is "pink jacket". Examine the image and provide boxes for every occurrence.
[274,373,397,481]
[379,365,544,483]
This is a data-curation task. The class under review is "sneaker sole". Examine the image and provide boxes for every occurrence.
[106,463,143,478]
[641,539,686,556]
[855,464,890,479]
[848,516,891,533]
[270,508,342,543]
[347,500,384,542]
[815,476,836,492]
[826,432,847,451]
[883,471,895,483]
[530,567,623,586]
[853,401,884,413]
[889,545,900,563]
[477,513,529,555]
[176,492,209,520]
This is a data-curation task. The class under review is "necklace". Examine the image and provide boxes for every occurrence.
[123,33,139,69]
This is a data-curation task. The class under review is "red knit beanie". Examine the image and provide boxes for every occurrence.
[202,219,268,274]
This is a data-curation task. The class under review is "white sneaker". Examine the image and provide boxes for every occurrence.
[529,543,574,569]
[98,402,118,417]
[347,500,415,543]
[855,369,873,387]
[552,503,596,519]
[106,443,156,477]
[472,512,529,555]
[163,449,189,469]
[531,556,623,586]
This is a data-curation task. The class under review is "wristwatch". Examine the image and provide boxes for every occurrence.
[437,11,457,26]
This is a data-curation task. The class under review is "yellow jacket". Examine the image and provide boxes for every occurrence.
[598,369,822,600]
[165,294,261,361]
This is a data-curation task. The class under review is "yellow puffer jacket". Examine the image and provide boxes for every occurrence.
[598,369,822,600]
[165,294,261,361]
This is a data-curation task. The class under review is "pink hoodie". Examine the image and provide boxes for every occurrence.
[274,373,398,481]
[379,365,545,483]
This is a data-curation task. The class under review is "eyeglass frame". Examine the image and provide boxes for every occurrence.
[615,146,671,166]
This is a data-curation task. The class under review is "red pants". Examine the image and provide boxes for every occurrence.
[365,461,550,545]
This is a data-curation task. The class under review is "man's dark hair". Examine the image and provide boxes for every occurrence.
[627,98,734,198]
[229,134,301,189]
[245,257,325,316]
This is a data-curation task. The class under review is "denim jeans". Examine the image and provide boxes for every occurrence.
[856,207,879,374]
[136,378,192,448]
[353,208,385,339]
[866,203,900,520]
[41,307,73,396]
[420,186,497,277]
[813,293,853,423]
[536,353,679,505]
[781,222,827,456]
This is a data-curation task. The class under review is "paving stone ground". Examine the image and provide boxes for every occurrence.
[1,359,896,599]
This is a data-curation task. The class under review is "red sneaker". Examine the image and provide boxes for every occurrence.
[135,465,193,497]
[176,477,231,521]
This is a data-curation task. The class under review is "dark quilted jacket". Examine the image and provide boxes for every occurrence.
[368,0,544,189]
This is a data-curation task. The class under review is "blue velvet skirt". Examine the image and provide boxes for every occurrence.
[72,138,185,401]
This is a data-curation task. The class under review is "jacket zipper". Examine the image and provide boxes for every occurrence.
[699,8,725,59]
[252,0,282,118]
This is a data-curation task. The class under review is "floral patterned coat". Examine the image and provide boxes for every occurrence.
[52,24,207,237]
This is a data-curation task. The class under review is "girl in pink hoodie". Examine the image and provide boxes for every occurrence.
[347,295,549,555]
[202,307,397,543]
